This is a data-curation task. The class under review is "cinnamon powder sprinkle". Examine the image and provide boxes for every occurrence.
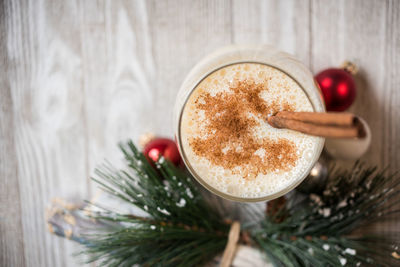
[189,79,298,179]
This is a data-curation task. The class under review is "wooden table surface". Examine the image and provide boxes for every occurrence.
[1,0,399,266]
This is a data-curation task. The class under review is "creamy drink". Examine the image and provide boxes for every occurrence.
[175,46,325,201]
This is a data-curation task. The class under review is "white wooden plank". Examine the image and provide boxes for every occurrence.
[0,2,26,266]
[311,0,388,167]
[382,0,400,172]
[79,0,158,173]
[6,0,89,266]
[232,0,311,66]
[382,0,400,245]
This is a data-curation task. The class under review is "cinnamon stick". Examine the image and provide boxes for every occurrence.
[220,221,240,267]
[267,114,365,138]
[275,111,357,127]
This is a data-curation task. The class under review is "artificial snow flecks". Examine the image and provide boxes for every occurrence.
[157,207,171,216]
[323,244,330,251]
[319,208,331,217]
[323,189,332,196]
[137,160,143,166]
[338,256,347,266]
[137,194,143,198]
[307,248,314,255]
[337,199,348,209]
[178,182,182,187]
[158,157,165,164]
[356,262,361,267]
[176,198,186,208]
[144,205,148,211]
[172,176,177,180]
[150,225,156,230]
[323,186,338,197]
[186,188,194,199]
[365,181,371,189]
[344,248,356,255]
[310,194,323,206]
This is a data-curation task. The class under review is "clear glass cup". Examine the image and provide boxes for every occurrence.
[174,45,325,202]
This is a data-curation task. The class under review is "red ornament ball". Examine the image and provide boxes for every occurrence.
[143,138,181,166]
[315,68,356,112]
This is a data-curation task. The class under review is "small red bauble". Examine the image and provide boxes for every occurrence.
[315,68,356,112]
[143,138,181,166]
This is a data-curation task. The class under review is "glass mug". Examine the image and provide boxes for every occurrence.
[174,45,325,202]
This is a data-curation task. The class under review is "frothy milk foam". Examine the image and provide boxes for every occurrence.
[180,63,319,199]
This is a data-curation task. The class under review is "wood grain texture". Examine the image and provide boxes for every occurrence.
[232,0,311,65]
[5,0,89,266]
[311,0,400,238]
[1,0,399,266]
[383,0,400,172]
[311,0,389,168]
[78,0,157,175]
[0,2,26,267]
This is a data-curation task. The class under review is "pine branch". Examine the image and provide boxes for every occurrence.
[251,162,400,267]
[80,141,229,267]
